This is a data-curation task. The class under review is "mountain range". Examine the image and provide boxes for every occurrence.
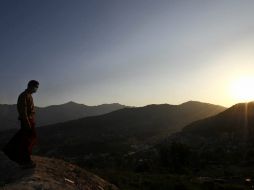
[177,101,254,143]
[140,102,254,182]
[0,101,231,189]
[26,101,225,159]
[0,101,225,164]
[0,101,126,131]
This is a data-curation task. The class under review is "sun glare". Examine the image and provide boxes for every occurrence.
[230,76,254,103]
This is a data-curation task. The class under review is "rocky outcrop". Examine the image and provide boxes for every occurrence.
[0,152,118,190]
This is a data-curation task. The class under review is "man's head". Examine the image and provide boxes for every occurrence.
[27,80,39,93]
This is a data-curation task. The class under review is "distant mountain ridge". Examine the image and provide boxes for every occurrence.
[182,101,254,140]
[22,101,226,160]
[159,101,254,149]
[152,101,254,177]
[0,102,127,131]
[36,101,127,126]
[0,101,226,185]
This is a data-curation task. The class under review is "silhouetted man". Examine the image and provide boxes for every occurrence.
[2,80,39,169]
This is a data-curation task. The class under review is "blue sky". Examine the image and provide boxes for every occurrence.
[1,0,254,107]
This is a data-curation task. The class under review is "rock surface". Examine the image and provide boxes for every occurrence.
[0,152,118,190]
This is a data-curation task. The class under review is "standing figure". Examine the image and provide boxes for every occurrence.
[2,80,39,169]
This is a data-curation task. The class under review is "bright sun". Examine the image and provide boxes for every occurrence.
[230,76,254,102]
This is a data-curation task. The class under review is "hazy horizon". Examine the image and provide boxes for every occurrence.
[0,99,230,108]
[1,1,254,108]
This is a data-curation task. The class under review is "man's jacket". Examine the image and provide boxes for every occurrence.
[17,89,35,124]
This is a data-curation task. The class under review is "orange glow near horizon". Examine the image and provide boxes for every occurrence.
[229,76,254,103]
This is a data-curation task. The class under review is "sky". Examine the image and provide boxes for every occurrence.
[1,0,254,107]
